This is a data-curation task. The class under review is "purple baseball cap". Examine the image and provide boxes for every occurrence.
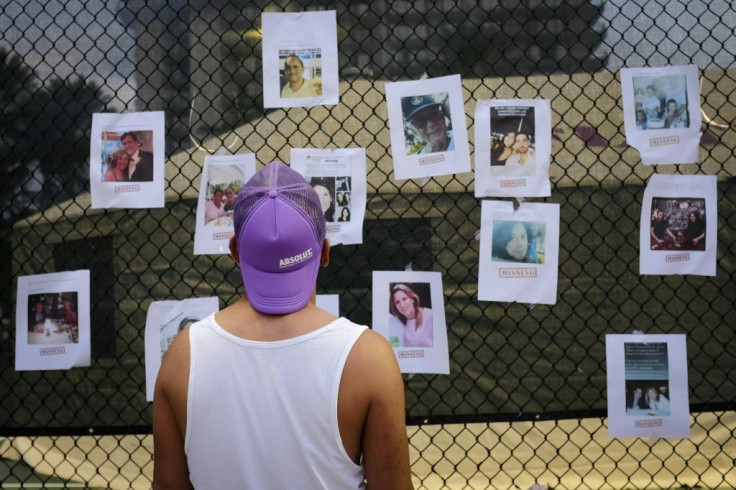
[233,162,326,314]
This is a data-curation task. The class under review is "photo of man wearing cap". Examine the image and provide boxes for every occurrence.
[402,93,454,156]
[153,162,412,489]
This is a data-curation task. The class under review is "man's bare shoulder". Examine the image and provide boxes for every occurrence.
[157,328,191,399]
[344,328,402,393]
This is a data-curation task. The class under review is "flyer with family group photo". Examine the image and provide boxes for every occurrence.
[478,201,560,305]
[16,271,90,371]
[640,174,717,276]
[372,271,449,374]
[385,75,471,180]
[290,148,366,245]
[474,99,552,197]
[621,65,701,165]
[194,153,256,255]
[606,334,690,438]
[90,111,165,209]
[144,297,219,401]
[261,11,339,108]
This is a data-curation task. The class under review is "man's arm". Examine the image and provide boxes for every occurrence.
[153,332,193,490]
[344,330,413,490]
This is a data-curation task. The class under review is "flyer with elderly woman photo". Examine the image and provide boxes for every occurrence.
[194,154,256,255]
[372,271,449,374]
[478,201,560,305]
[385,75,471,180]
[474,99,552,197]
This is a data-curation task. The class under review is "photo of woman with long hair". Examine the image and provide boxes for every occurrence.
[388,283,433,348]
[491,221,544,264]
[309,177,336,222]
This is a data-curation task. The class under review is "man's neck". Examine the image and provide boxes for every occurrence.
[215,296,338,342]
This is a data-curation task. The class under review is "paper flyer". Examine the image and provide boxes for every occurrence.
[194,154,256,255]
[640,174,717,276]
[90,111,166,209]
[606,334,690,438]
[478,201,560,305]
[290,148,366,245]
[372,271,450,374]
[621,65,702,165]
[144,297,219,401]
[385,75,471,180]
[262,11,339,108]
[16,271,91,371]
[315,294,339,317]
[475,99,552,197]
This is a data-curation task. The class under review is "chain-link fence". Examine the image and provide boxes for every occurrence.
[1,0,735,488]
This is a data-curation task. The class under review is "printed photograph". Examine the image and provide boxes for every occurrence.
[633,74,689,130]
[491,220,546,264]
[650,198,705,251]
[27,292,79,345]
[401,92,453,156]
[624,342,671,417]
[203,165,245,226]
[309,176,337,223]
[490,106,536,172]
[279,48,323,98]
[99,130,154,183]
[388,282,434,349]
[159,314,200,358]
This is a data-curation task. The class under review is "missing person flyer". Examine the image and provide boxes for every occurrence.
[372,271,450,374]
[606,334,690,438]
[478,201,560,305]
[262,11,339,108]
[194,154,256,255]
[621,65,701,165]
[90,111,165,209]
[385,75,471,180]
[290,148,366,245]
[640,174,716,276]
[475,99,552,198]
[144,297,219,401]
[16,271,91,371]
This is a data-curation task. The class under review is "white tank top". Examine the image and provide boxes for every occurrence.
[184,314,367,489]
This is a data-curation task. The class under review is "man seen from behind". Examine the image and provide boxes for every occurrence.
[153,162,413,489]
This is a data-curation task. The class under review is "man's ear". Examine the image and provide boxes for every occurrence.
[229,235,240,265]
[320,239,331,267]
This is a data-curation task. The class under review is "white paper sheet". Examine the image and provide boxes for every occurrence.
[621,65,701,165]
[385,75,471,180]
[90,111,165,209]
[478,201,560,305]
[262,11,339,108]
[290,148,366,245]
[474,99,552,197]
[15,271,91,371]
[372,271,449,374]
[640,174,716,276]
[194,154,256,255]
[144,297,219,401]
[315,294,339,317]
[606,334,690,438]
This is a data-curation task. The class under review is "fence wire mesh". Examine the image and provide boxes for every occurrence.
[1,0,735,488]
